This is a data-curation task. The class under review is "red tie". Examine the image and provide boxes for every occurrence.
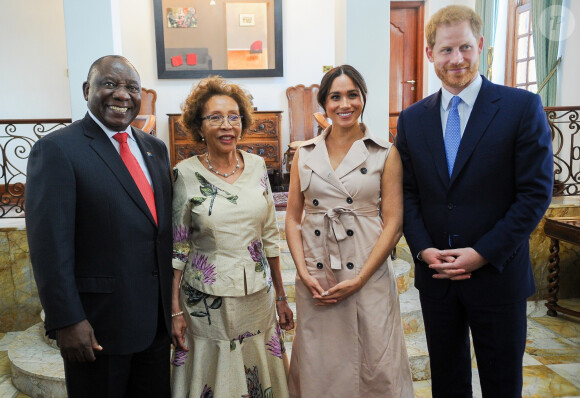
[113,132,157,224]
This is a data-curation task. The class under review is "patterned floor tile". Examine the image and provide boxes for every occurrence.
[522,365,580,397]
[547,363,580,390]
[532,315,580,339]
[525,337,580,365]
[528,318,565,340]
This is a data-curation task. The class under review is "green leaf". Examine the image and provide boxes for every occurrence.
[264,387,274,398]
[226,195,238,204]
[255,262,264,272]
[190,311,208,318]
[200,186,214,197]
[230,340,236,351]
[209,297,222,309]
[191,197,206,205]
[195,172,211,186]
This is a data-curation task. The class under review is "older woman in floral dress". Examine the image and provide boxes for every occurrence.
[171,76,293,398]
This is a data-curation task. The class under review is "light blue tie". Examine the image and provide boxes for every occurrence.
[444,96,462,176]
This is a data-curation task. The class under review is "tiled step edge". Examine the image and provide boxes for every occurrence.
[399,286,424,334]
[0,375,19,398]
[8,323,66,398]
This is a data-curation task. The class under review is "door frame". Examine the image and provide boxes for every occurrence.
[391,1,425,102]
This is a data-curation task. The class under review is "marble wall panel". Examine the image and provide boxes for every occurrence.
[0,229,41,333]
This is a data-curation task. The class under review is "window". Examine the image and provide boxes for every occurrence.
[506,0,537,92]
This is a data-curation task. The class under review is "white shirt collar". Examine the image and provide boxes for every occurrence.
[441,74,483,110]
[88,110,134,140]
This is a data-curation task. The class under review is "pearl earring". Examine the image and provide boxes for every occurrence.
[201,136,205,142]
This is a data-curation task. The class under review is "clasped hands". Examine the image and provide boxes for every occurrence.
[421,247,486,280]
[300,273,362,306]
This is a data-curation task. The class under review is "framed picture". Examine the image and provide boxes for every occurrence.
[153,0,283,78]
[239,14,255,26]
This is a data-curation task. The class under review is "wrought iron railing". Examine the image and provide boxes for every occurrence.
[544,107,580,196]
[0,119,71,217]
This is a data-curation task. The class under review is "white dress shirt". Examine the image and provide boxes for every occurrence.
[440,74,483,138]
[88,110,154,187]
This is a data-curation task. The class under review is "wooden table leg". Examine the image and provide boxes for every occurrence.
[545,237,560,317]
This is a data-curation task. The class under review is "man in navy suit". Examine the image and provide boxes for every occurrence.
[26,55,173,397]
[395,6,553,397]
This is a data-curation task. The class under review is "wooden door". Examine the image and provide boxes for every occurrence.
[389,2,424,141]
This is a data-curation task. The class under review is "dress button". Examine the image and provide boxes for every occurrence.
[316,262,324,269]
[346,197,353,204]
[347,229,354,236]
[315,229,321,236]
[313,199,319,206]
[447,203,454,210]
[346,262,354,269]
[360,167,367,174]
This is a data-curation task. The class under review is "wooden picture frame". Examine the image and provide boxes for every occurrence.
[153,0,283,78]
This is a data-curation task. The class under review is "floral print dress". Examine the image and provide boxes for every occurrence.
[171,151,288,398]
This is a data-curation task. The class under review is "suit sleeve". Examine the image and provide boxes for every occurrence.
[473,94,553,271]
[395,110,434,258]
[172,166,192,271]
[25,137,86,333]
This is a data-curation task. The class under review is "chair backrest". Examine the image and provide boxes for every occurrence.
[286,84,324,142]
[132,87,157,135]
[139,87,157,116]
[131,115,156,134]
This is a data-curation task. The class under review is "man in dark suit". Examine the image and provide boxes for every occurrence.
[395,6,553,398]
[26,55,173,397]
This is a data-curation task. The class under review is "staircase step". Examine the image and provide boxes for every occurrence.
[281,269,296,302]
[279,251,295,271]
[393,258,411,294]
[405,332,431,381]
[0,375,19,398]
[399,286,424,334]
[8,323,66,398]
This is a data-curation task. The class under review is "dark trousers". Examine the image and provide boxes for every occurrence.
[420,284,527,398]
[63,306,171,398]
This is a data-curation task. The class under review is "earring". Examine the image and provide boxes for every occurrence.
[201,136,205,142]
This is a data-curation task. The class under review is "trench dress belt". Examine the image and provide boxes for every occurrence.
[305,205,380,270]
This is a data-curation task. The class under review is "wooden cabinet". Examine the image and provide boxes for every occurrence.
[168,111,284,187]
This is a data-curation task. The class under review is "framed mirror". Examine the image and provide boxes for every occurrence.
[153,0,283,78]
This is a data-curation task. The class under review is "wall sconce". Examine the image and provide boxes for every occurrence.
[210,0,216,5]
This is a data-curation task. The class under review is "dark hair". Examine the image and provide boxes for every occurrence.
[317,65,367,120]
[86,55,139,83]
[180,76,254,143]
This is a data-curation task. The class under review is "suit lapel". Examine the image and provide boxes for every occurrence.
[420,92,449,186]
[82,115,156,226]
[303,133,351,196]
[450,78,500,185]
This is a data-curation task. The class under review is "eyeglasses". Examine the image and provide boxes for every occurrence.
[201,114,243,127]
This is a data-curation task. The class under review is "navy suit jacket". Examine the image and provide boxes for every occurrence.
[396,76,553,305]
[26,113,173,355]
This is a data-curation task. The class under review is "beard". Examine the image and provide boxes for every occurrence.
[435,61,480,91]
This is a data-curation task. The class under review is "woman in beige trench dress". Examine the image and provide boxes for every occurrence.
[285,65,414,397]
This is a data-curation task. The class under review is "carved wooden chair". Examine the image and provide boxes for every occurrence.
[131,87,157,135]
[286,84,323,142]
[284,84,325,171]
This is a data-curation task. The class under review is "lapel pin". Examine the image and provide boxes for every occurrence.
[147,151,153,157]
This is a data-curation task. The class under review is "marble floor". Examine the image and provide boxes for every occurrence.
[412,298,580,398]
[1,304,579,397]
[1,209,578,397]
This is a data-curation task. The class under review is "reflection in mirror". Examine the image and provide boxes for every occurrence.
[153,0,283,78]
